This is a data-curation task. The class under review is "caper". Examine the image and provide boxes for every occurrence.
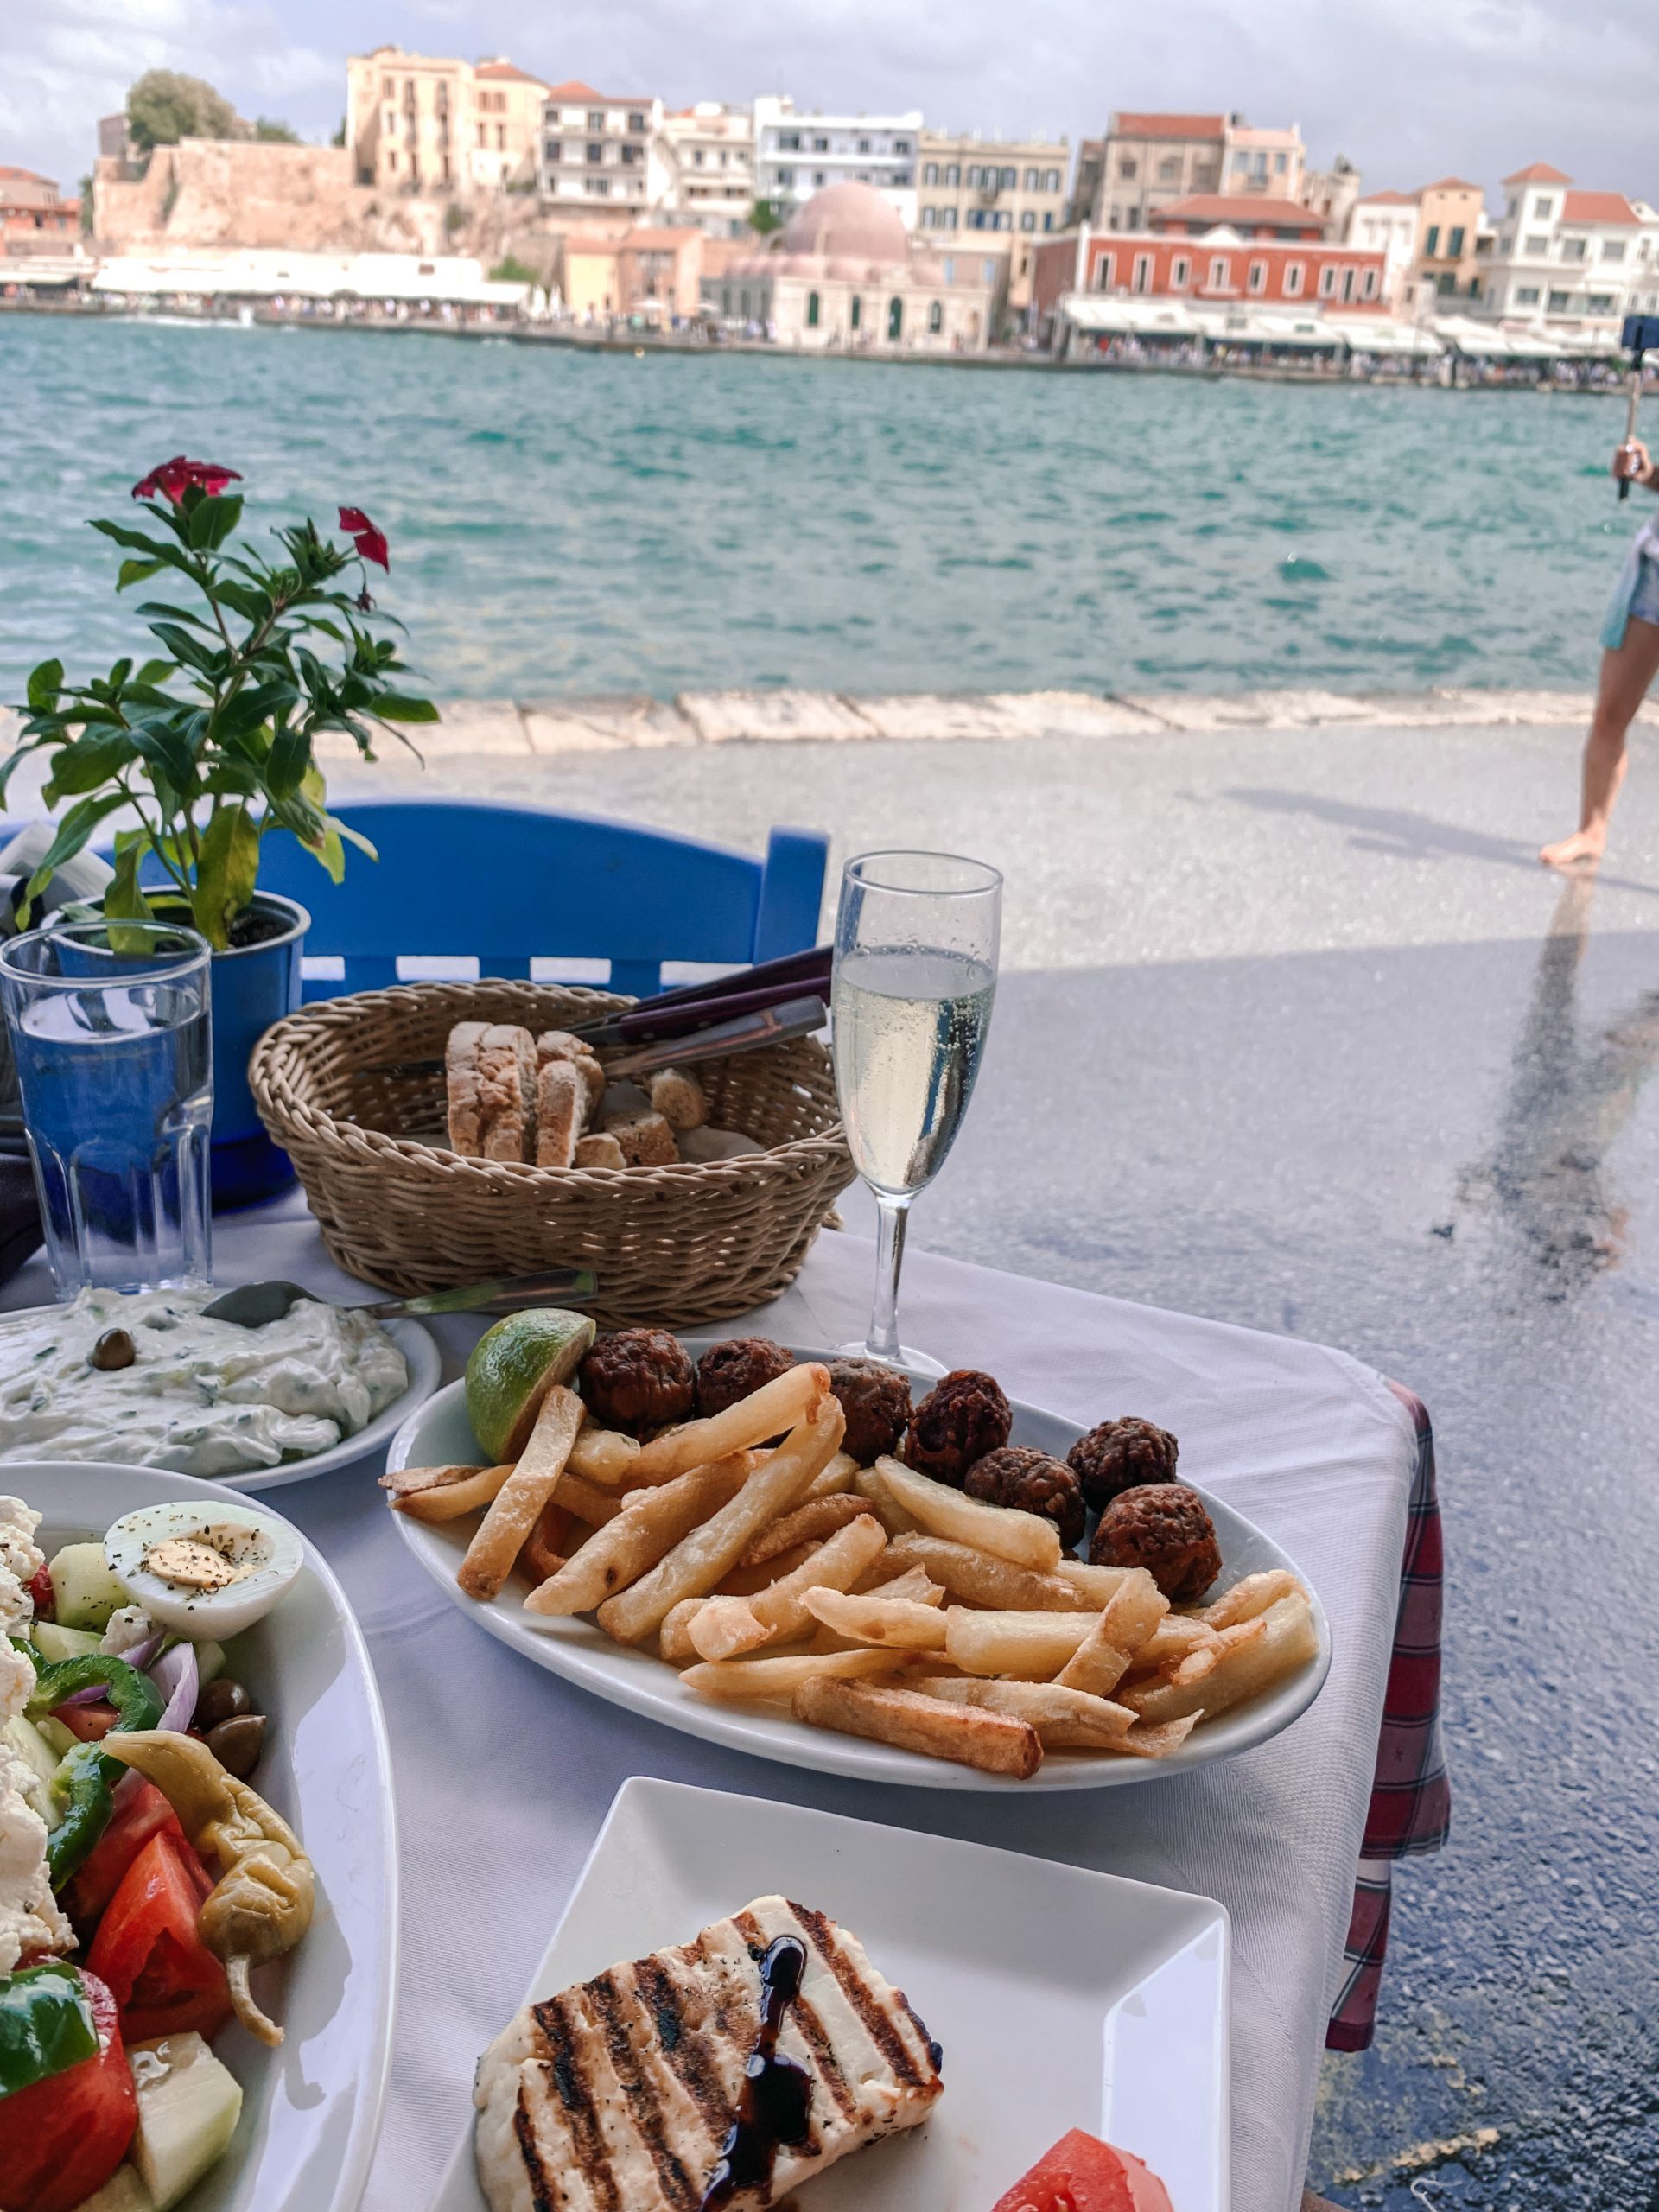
[194,1676,251,1729]
[91,1328,136,1372]
[205,1713,266,1778]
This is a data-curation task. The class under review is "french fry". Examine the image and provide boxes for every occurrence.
[459,1386,586,1600]
[658,1598,706,1666]
[597,1395,845,1643]
[874,1456,1062,1573]
[564,1427,641,1487]
[1122,1616,1220,1675]
[1056,1569,1169,1695]
[1122,1593,1318,1726]
[714,1541,817,1597]
[868,1565,943,1605]
[912,1676,1135,1747]
[682,1647,907,1703]
[851,1460,923,1536]
[690,1513,887,1662]
[944,1607,1102,1680]
[804,1449,859,1502]
[742,1492,868,1567]
[380,1464,511,1522]
[1103,1713,1201,1759]
[628,1363,826,1484]
[523,1454,750,1616]
[884,1533,1111,1614]
[792,1674,1043,1779]
[518,1502,575,1585]
[1198,1569,1301,1630]
[552,1470,630,1528]
[802,1587,950,1650]
[1051,1559,1136,1607]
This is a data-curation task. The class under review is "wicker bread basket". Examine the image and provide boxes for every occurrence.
[248,981,855,1327]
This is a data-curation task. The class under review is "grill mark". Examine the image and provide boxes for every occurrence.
[533,1993,623,2212]
[788,1904,928,2088]
[635,1955,735,2141]
[512,2086,558,2212]
[586,1970,699,2212]
[781,1991,845,2144]
[899,1991,944,2077]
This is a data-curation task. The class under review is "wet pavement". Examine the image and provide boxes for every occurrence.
[328,716,1659,2207]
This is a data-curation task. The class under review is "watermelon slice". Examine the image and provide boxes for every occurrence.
[989,2127,1176,2212]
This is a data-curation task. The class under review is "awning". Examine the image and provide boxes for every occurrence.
[1192,308,1344,350]
[91,251,529,308]
[1323,315,1444,358]
[1056,292,1202,337]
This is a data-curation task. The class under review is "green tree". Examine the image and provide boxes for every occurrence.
[77,175,92,234]
[489,254,537,284]
[252,118,300,143]
[127,70,238,151]
[331,118,347,148]
[443,201,468,238]
[748,198,784,235]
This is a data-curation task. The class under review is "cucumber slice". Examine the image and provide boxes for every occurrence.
[31,1620,105,1663]
[67,2168,154,2212]
[2,1716,58,1818]
[49,1541,131,1631]
[128,2031,243,2211]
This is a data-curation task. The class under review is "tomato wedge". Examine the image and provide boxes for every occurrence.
[63,1780,197,1935]
[990,2129,1174,2212]
[86,1829,232,2044]
[0,1967,137,2212]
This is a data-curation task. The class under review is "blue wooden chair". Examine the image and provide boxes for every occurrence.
[251,799,829,1001]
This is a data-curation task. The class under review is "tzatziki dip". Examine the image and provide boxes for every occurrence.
[0,1287,409,1475]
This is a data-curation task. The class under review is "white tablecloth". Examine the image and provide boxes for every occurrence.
[4,1204,1419,2212]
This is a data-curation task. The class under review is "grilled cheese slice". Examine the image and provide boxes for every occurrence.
[474,1894,944,2212]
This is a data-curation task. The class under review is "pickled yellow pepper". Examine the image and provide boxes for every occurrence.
[101,1728,315,2047]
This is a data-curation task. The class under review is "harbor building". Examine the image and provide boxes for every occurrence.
[1347,191,1421,308]
[346,48,550,193]
[1304,156,1363,235]
[1480,164,1659,328]
[752,97,923,230]
[1149,196,1327,243]
[710,180,992,350]
[1030,225,1390,319]
[537,84,671,213]
[914,133,1070,320]
[1414,179,1489,301]
[1081,113,1309,232]
[661,104,753,236]
[0,168,79,240]
[563,226,706,320]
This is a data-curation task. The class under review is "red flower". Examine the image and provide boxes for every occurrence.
[131,456,242,505]
[339,506,390,571]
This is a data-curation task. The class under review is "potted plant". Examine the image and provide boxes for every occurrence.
[5,455,437,1206]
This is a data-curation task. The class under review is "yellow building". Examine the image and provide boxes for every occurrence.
[1414,178,1488,302]
[346,47,549,194]
[915,133,1069,316]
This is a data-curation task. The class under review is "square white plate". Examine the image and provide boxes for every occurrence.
[429,1777,1229,2212]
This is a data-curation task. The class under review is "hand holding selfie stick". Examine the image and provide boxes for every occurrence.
[1618,315,1659,501]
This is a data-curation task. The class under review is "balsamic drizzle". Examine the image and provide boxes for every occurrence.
[699,1935,813,2210]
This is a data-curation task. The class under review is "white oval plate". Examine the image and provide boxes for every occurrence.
[386,1341,1332,1794]
[21,1459,397,2212]
[0,1313,440,1492]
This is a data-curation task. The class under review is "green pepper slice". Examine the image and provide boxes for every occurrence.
[0,1961,98,2100]
[24,1654,163,1734]
[43,1741,121,1890]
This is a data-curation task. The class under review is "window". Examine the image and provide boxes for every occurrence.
[776,166,794,185]
[1561,236,1586,262]
[386,149,397,172]
[587,143,604,165]
[813,171,826,187]
[1233,151,1249,172]
[966,208,983,230]
[945,163,960,186]
[1363,268,1378,297]
[1042,212,1052,231]
[621,143,638,165]
[943,257,955,283]
[1208,254,1230,288]
[721,287,732,314]
[382,74,393,96]
[494,124,505,149]
[894,168,912,186]
[1515,284,1541,305]
[779,130,800,150]
[1548,289,1570,311]
[1524,232,1549,256]
[924,162,938,185]
[1319,264,1337,296]
[1119,156,1138,179]
[1044,168,1060,191]
[851,295,861,329]
[1172,254,1190,289]
[1340,268,1356,301]
[1436,270,1456,295]
[1094,251,1115,289]
[1425,225,1440,257]
[1025,168,1039,189]
[591,175,609,195]
[922,207,936,228]
[982,257,996,283]
[1447,226,1465,257]
[1158,156,1179,183]
[1533,196,1554,219]
[995,210,1012,231]
[692,148,704,167]
[966,164,981,186]
[1133,251,1152,293]
[1000,167,1016,188]
[587,111,605,131]
[1020,210,1035,232]
[812,136,829,153]
[857,137,871,154]
[627,111,645,133]
[1274,151,1287,174]
[1588,292,1616,313]
[928,299,943,333]
[806,289,819,327]
[1603,239,1627,262]
[1248,258,1267,293]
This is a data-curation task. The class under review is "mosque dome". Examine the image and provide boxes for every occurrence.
[780,182,908,265]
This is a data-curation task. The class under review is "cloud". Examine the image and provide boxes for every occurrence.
[3,0,1656,207]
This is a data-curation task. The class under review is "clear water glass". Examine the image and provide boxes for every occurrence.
[830,850,1001,1372]
[0,920,213,1298]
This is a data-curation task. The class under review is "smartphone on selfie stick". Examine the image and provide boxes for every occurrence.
[1618,314,1659,501]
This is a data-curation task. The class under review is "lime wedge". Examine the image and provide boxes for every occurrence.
[466,1308,596,1462]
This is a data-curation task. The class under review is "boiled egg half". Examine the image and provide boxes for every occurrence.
[104,1501,303,1639]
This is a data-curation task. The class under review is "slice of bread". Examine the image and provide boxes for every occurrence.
[535,1059,585,1169]
[447,1023,537,1162]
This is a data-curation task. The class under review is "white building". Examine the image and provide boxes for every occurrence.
[1481,163,1659,328]
[1346,190,1421,310]
[661,103,754,236]
[537,81,671,213]
[753,95,922,230]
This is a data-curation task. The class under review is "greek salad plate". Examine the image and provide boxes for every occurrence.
[386,1340,1331,1794]
[427,1777,1229,2212]
[16,1459,397,2212]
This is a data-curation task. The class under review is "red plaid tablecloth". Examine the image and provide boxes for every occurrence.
[1325,1383,1451,2050]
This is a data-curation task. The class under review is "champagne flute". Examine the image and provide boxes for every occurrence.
[830,850,1001,1371]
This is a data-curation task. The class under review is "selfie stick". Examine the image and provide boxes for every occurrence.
[1618,314,1659,501]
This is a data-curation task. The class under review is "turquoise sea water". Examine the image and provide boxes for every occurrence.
[0,313,1642,701]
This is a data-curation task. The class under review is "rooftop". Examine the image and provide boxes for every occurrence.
[1503,162,1572,184]
[1151,193,1325,232]
[1109,112,1227,141]
[1561,189,1644,226]
[542,79,652,106]
[475,60,546,84]
[1419,176,1484,194]
[1357,189,1417,206]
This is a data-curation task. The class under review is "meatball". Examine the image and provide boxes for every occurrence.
[903,1369,1012,1489]
[964,1446,1085,1554]
[696,1337,795,1419]
[1089,1482,1222,1603]
[579,1328,696,1436]
[1066,1416,1179,1515]
[827,1357,912,1465]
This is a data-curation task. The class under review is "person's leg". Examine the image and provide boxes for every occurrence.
[1541,616,1659,868]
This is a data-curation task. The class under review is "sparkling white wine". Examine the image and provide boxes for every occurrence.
[831,947,995,1196]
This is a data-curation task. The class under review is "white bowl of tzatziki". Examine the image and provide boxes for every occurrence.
[0,1287,440,1486]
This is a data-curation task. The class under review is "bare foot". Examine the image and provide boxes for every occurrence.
[1540,828,1606,870]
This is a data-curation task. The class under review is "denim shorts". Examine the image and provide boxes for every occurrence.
[1632,553,1659,628]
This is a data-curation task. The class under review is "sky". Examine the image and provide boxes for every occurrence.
[5,0,1659,211]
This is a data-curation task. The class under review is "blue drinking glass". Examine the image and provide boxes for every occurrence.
[0,919,213,1297]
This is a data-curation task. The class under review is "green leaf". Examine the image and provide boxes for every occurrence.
[146,623,224,678]
[0,741,48,807]
[22,793,130,910]
[41,729,138,805]
[372,694,441,724]
[191,804,260,950]
[103,837,156,947]
[213,683,296,741]
[199,493,243,551]
[212,579,271,625]
[125,718,198,794]
[264,721,311,802]
[26,660,63,711]
[89,518,174,557]
[117,558,166,592]
[134,659,175,688]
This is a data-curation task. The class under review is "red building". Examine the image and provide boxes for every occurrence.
[0,168,79,240]
[1030,225,1389,319]
[1147,194,1325,242]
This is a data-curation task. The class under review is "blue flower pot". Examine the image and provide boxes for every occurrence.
[204,891,309,1211]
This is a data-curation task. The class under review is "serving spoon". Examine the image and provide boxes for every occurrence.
[201,1265,600,1330]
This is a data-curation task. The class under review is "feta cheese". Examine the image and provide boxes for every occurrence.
[101,1605,156,1656]
[0,1496,42,1639]
[0,1745,73,1970]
